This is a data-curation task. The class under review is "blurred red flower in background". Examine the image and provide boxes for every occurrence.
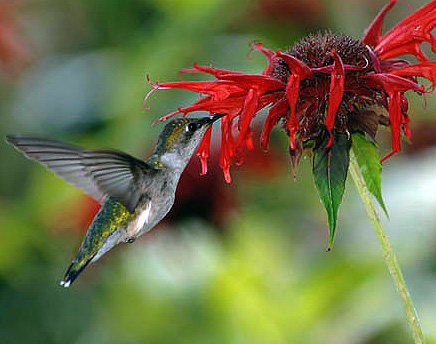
[0,1,31,79]
[404,121,436,155]
[148,0,436,182]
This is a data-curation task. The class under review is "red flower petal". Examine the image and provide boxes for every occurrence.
[217,73,286,94]
[275,50,313,79]
[392,62,436,86]
[362,73,424,94]
[182,63,244,77]
[363,73,425,163]
[261,98,288,151]
[196,124,213,175]
[402,114,412,140]
[153,109,183,124]
[271,51,315,150]
[285,74,301,150]
[381,91,402,164]
[251,42,276,75]
[374,0,436,61]
[325,50,345,146]
[157,80,246,101]
[362,0,397,47]
[175,95,246,116]
[237,88,259,149]
[252,42,275,61]
[220,116,234,183]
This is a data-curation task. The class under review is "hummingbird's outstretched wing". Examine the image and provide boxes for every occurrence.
[6,135,157,213]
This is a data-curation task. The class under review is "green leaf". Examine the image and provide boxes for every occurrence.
[313,130,351,251]
[351,132,389,217]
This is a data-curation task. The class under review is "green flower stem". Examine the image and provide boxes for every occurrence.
[349,150,424,344]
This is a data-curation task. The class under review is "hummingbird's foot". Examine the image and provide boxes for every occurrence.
[126,237,136,243]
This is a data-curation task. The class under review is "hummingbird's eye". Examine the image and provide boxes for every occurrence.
[186,123,198,132]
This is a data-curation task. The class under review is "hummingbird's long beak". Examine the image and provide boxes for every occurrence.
[209,113,225,123]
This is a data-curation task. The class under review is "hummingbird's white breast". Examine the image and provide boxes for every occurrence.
[126,200,152,238]
[160,152,187,172]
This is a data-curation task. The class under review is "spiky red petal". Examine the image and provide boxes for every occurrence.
[236,88,259,149]
[156,81,245,100]
[392,62,436,85]
[261,98,288,151]
[251,42,276,75]
[275,50,314,150]
[374,0,436,62]
[220,116,234,183]
[181,63,244,78]
[197,124,213,175]
[362,0,397,47]
[363,73,425,162]
[325,50,345,146]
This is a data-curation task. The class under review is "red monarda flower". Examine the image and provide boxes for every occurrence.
[147,0,436,185]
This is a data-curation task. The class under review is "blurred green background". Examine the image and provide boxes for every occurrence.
[1,0,436,343]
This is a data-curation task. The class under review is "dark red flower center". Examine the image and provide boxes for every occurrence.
[268,32,381,142]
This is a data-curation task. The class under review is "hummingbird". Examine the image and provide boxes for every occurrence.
[6,114,223,287]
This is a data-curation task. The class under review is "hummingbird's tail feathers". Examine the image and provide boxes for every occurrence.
[59,217,127,288]
[60,259,92,288]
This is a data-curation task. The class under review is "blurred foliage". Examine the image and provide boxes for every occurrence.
[1,0,436,343]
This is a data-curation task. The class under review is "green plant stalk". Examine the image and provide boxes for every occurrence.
[349,150,424,344]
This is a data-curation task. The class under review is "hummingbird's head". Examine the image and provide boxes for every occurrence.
[153,114,223,171]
